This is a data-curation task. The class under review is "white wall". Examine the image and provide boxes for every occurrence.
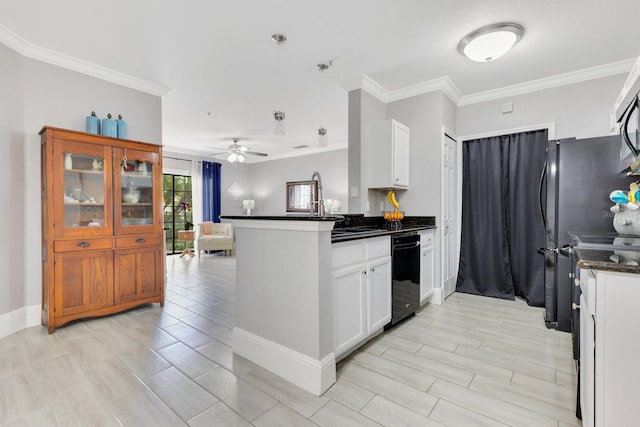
[163,149,347,218]
[457,74,627,139]
[0,44,25,320]
[348,90,386,214]
[221,162,253,216]
[163,153,252,218]
[0,42,162,336]
[349,89,457,219]
[250,149,348,215]
[382,91,456,217]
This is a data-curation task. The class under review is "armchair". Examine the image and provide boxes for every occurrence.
[196,222,234,256]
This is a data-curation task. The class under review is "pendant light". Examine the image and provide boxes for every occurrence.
[457,23,524,62]
[317,61,332,147]
[272,33,287,135]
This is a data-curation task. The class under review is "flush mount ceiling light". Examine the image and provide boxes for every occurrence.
[457,23,524,62]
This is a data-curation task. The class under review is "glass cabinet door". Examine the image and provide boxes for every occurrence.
[113,147,161,235]
[54,139,113,238]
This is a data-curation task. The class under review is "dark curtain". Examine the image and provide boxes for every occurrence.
[202,161,221,222]
[456,129,547,306]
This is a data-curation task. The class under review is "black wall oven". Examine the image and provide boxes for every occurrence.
[388,233,421,327]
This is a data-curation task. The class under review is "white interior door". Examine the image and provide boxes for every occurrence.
[442,130,457,299]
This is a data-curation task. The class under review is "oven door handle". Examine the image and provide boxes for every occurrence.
[393,241,421,250]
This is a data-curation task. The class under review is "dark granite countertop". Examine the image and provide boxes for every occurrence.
[220,214,437,243]
[220,215,340,221]
[575,248,640,274]
[221,214,435,225]
[330,225,436,243]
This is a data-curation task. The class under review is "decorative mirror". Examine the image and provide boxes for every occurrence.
[286,181,318,213]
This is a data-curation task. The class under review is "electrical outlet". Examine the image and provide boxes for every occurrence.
[366,201,370,211]
[350,185,358,198]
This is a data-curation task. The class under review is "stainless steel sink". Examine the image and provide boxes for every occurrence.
[331,226,382,237]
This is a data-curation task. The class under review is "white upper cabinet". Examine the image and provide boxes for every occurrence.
[367,119,410,189]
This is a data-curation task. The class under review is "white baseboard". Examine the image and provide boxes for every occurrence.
[232,327,336,396]
[429,288,444,305]
[0,304,41,339]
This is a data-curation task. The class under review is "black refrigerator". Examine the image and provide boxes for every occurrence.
[540,135,630,333]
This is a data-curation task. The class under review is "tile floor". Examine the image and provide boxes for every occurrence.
[0,254,580,426]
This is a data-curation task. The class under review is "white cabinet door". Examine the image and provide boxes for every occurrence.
[392,121,410,188]
[420,245,435,304]
[366,256,392,333]
[367,119,410,189]
[596,271,640,427]
[333,263,366,356]
[580,293,595,427]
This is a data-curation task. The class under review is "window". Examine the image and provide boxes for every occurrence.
[163,174,193,255]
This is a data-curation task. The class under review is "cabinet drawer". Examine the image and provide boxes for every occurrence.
[54,237,113,253]
[579,269,596,316]
[366,237,390,259]
[419,229,434,246]
[332,241,366,269]
[115,234,162,248]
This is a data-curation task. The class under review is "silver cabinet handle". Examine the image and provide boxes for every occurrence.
[136,238,146,243]
[572,303,580,310]
[77,241,90,248]
[370,267,375,273]
[574,278,584,287]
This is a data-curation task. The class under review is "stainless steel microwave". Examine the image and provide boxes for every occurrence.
[620,93,639,171]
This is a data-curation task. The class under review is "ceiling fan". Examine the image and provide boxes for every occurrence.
[207,138,268,164]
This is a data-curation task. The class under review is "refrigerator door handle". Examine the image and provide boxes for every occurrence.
[538,153,548,228]
[559,244,572,258]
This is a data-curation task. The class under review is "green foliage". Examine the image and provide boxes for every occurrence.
[163,173,194,253]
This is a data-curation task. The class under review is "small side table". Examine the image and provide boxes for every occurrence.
[177,230,195,257]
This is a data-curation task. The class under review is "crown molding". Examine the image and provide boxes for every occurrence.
[361,74,463,106]
[362,58,634,108]
[457,58,634,106]
[0,24,172,97]
[387,75,463,105]
[361,75,390,103]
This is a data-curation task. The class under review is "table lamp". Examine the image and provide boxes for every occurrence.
[242,199,255,216]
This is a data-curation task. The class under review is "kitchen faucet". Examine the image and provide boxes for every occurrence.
[311,171,325,216]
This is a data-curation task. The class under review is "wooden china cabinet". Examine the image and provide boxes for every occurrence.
[40,126,164,333]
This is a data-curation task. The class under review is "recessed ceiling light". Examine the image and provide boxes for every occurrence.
[458,23,524,62]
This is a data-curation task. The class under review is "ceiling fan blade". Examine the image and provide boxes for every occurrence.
[205,146,228,152]
[245,151,268,157]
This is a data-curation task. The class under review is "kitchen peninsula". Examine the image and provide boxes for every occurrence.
[572,239,640,427]
[221,215,435,395]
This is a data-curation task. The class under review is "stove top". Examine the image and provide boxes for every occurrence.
[571,232,640,251]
